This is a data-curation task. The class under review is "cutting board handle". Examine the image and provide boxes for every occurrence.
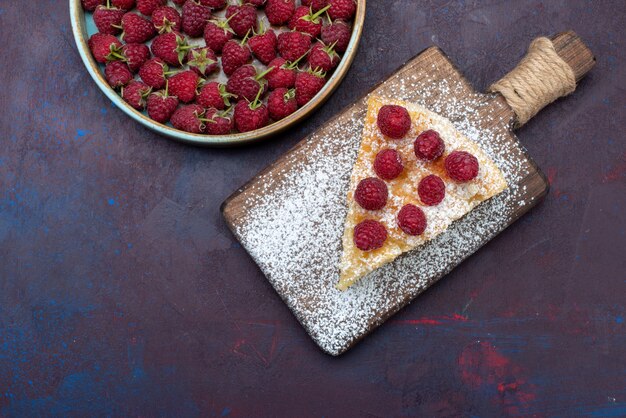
[489,31,595,128]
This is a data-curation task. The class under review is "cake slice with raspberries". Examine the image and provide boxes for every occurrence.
[337,96,508,291]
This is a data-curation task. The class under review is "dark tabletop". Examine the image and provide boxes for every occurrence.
[1,1,625,417]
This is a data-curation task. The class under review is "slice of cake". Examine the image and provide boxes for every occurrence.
[337,96,508,290]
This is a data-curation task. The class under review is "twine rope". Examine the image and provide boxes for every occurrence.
[489,37,576,127]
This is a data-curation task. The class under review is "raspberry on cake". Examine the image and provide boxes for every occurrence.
[418,174,446,206]
[337,96,508,290]
[414,129,445,161]
[354,177,388,210]
[377,104,411,139]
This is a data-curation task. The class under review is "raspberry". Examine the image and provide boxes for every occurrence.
[204,108,233,135]
[302,0,329,12]
[182,0,212,38]
[88,33,122,63]
[122,80,151,110]
[147,90,178,123]
[266,57,296,90]
[294,68,325,106]
[328,0,356,20]
[418,174,446,206]
[197,81,233,110]
[225,5,257,38]
[265,0,296,26]
[121,12,156,43]
[397,204,426,236]
[105,61,133,88]
[267,88,297,120]
[353,220,387,251]
[171,104,206,133]
[152,6,181,33]
[168,70,200,103]
[136,0,166,16]
[203,19,234,53]
[354,177,388,210]
[139,58,168,89]
[445,151,480,182]
[277,30,311,62]
[121,43,150,72]
[377,105,411,139]
[186,47,219,77]
[321,19,351,52]
[414,129,445,161]
[373,149,403,180]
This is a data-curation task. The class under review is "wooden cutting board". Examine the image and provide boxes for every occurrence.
[221,31,594,355]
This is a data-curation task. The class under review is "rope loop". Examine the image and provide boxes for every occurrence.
[489,37,576,127]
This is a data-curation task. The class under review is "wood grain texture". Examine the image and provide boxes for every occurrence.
[221,34,583,353]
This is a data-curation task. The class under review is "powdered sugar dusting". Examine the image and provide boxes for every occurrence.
[227,58,540,355]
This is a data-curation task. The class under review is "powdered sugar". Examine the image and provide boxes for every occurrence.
[227,61,538,355]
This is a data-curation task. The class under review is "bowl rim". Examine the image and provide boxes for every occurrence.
[69,0,366,147]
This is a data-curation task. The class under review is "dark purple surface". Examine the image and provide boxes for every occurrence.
[1,1,625,416]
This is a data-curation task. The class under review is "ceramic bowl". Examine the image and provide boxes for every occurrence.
[70,0,366,146]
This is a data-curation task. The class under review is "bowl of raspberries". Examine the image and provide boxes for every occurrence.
[70,0,365,146]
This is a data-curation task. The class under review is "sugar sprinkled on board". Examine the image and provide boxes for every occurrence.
[230,69,534,355]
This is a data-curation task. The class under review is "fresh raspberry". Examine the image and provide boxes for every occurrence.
[321,19,351,53]
[203,19,234,53]
[397,204,426,236]
[373,149,403,180]
[234,96,269,132]
[294,68,325,106]
[81,0,104,12]
[121,12,156,43]
[182,0,212,38]
[288,5,329,38]
[105,61,133,88]
[171,104,206,133]
[221,39,251,76]
[151,31,191,66]
[268,88,297,120]
[353,220,387,251]
[377,104,411,139]
[93,4,125,35]
[302,0,329,12]
[226,65,272,102]
[266,57,297,90]
[139,58,168,89]
[414,129,445,161]
[121,43,150,72]
[152,6,181,33]
[418,174,446,206]
[328,0,356,20]
[226,5,257,38]
[249,28,277,65]
[354,177,388,210]
[199,0,226,8]
[186,47,218,77]
[147,89,179,123]
[122,80,151,110]
[445,151,480,182]
[308,41,340,72]
[277,31,311,62]
[168,70,200,103]
[88,33,122,63]
[197,82,234,110]
[204,108,233,135]
[111,0,135,10]
[136,0,166,16]
[265,0,296,26]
